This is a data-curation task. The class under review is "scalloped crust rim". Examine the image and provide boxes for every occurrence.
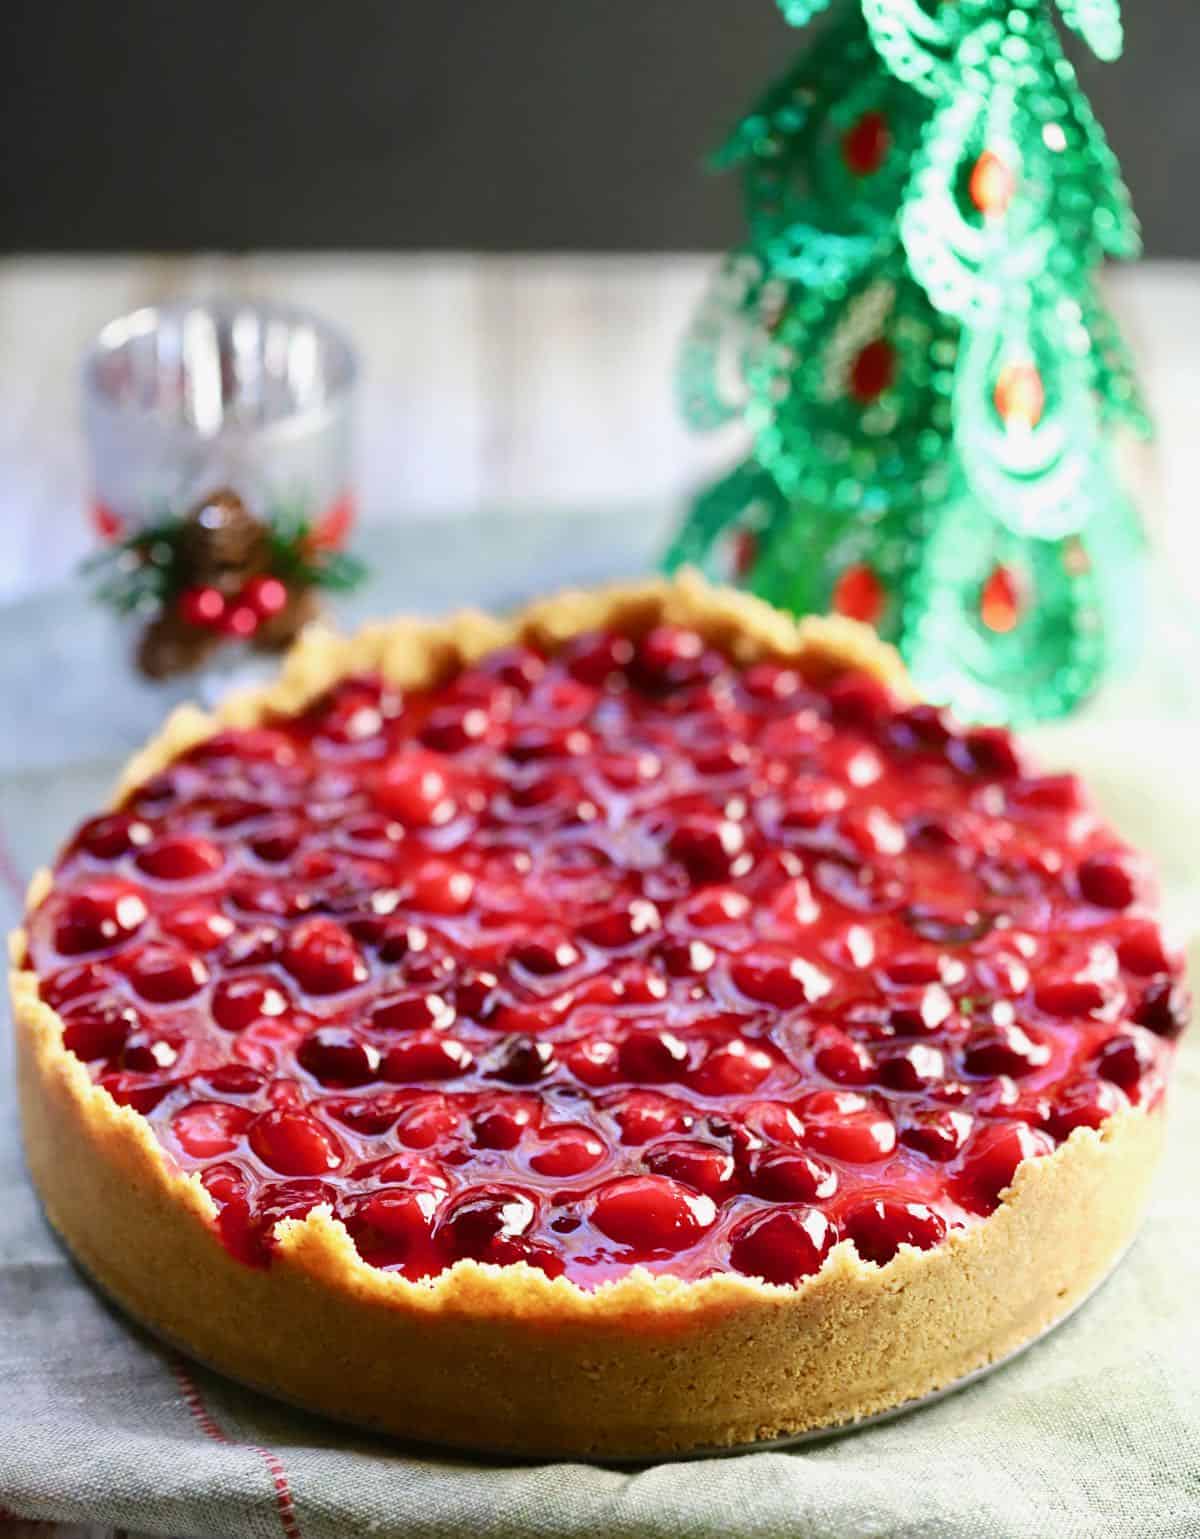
[8,572,1166,1456]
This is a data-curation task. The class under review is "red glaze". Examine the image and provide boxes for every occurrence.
[28,630,1186,1286]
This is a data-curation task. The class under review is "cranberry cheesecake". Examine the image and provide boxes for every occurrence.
[10,576,1186,1456]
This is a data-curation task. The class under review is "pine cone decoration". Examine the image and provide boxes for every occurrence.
[177,489,269,589]
[136,611,223,680]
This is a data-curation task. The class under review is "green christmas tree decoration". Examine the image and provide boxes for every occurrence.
[665,0,1149,723]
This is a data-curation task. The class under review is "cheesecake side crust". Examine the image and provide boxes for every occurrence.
[9,572,1167,1457]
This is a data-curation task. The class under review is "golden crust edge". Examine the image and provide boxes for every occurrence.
[7,570,1168,1452]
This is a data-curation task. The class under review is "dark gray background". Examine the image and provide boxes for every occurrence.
[3,0,1197,255]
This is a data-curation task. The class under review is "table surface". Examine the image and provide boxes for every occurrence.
[2,253,1199,1539]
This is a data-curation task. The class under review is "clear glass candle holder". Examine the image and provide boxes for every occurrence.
[82,297,359,545]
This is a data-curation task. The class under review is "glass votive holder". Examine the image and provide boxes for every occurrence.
[82,297,359,546]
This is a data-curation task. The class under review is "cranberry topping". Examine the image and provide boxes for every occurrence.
[29,627,1183,1286]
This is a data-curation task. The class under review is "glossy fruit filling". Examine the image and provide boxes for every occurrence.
[26,626,1187,1287]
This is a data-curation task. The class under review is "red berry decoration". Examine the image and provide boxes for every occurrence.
[179,586,227,629]
[242,575,289,619]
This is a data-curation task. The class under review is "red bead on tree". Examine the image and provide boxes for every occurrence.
[849,339,897,403]
[994,363,1045,429]
[969,150,1016,217]
[980,565,1023,634]
[832,563,885,625]
[841,111,890,177]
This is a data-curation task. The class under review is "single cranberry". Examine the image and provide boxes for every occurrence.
[589,1175,716,1254]
[644,1139,735,1199]
[97,1069,178,1114]
[813,1028,875,1087]
[963,1023,1051,1079]
[351,1188,444,1269]
[1094,1029,1159,1095]
[900,1107,973,1161]
[121,1026,184,1071]
[76,812,152,861]
[887,984,953,1036]
[1077,852,1137,911]
[255,1179,340,1244]
[282,918,367,995]
[486,1034,556,1084]
[562,630,635,685]
[171,1101,254,1159]
[61,998,141,1062]
[737,1099,807,1150]
[509,935,582,976]
[162,905,235,952]
[844,1200,947,1265]
[1045,1077,1128,1139]
[749,1147,838,1202]
[799,1090,897,1163]
[218,923,284,969]
[1007,774,1083,814]
[565,1035,621,1088]
[395,1094,461,1148]
[39,961,114,1008]
[742,661,804,703]
[689,1038,775,1096]
[732,953,830,1009]
[693,741,752,777]
[297,1026,381,1086]
[634,626,721,689]
[530,1124,607,1177]
[248,1107,344,1176]
[683,886,751,928]
[1135,978,1191,1040]
[778,780,848,830]
[667,815,748,883]
[53,881,148,955]
[728,1206,838,1285]
[203,1064,267,1096]
[212,974,290,1031]
[372,752,456,828]
[878,1042,946,1091]
[656,938,717,977]
[135,834,224,882]
[959,727,1022,779]
[618,1026,690,1084]
[383,1036,474,1082]
[323,1091,409,1135]
[409,859,476,916]
[471,1094,541,1150]
[608,1090,694,1145]
[1034,978,1109,1019]
[123,943,208,1003]
[421,702,493,754]
[371,991,455,1034]
[957,1122,1054,1214]
[439,1184,538,1261]
[1117,926,1171,978]
[580,899,662,949]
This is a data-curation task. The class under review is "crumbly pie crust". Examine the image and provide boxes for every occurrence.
[10,573,1168,1457]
